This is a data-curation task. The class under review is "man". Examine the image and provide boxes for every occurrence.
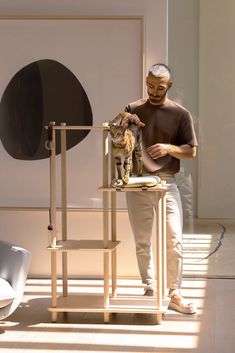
[119,63,198,314]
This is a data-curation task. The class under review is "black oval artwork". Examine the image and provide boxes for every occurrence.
[0,59,93,160]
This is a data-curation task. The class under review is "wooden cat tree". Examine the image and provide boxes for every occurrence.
[46,122,169,324]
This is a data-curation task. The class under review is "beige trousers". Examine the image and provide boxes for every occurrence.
[126,176,183,289]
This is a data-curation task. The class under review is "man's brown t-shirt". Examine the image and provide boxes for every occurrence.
[125,98,198,175]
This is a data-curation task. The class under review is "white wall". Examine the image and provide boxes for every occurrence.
[0,209,145,278]
[0,18,142,208]
[198,0,235,218]
[168,0,199,116]
[168,0,199,218]
[0,0,167,277]
[168,0,235,220]
[0,0,167,73]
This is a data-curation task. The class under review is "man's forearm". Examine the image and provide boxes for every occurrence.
[168,144,197,159]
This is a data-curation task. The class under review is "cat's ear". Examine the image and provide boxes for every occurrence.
[112,112,125,125]
[109,120,119,127]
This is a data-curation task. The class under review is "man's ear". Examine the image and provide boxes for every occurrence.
[168,80,173,89]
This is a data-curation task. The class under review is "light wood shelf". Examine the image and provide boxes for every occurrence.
[47,240,120,252]
[99,185,168,192]
[48,294,170,314]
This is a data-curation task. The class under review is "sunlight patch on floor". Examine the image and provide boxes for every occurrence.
[183,232,215,276]
[0,278,207,353]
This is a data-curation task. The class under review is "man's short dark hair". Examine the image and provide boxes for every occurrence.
[148,63,172,80]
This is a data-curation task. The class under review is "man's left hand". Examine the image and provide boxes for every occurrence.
[146,143,172,159]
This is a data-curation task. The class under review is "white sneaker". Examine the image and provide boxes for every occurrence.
[144,284,157,296]
[168,290,197,314]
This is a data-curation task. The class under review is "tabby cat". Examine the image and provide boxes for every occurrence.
[109,113,143,185]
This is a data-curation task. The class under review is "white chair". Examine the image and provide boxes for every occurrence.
[0,240,30,325]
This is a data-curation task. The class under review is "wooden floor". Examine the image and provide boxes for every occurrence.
[1,277,235,353]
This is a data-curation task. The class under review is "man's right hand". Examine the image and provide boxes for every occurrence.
[121,112,145,128]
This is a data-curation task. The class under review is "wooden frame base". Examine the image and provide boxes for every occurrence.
[48,293,170,324]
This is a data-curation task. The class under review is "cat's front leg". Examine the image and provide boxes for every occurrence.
[115,157,122,180]
[123,157,131,184]
[135,130,143,176]
[137,154,143,176]
[111,157,123,187]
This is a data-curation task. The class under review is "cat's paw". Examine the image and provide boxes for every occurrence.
[123,176,129,184]
[112,178,123,187]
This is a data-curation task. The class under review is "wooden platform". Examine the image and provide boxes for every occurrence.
[47,240,120,252]
[99,184,168,192]
[48,293,170,314]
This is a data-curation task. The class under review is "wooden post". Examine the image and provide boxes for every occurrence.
[48,122,58,321]
[156,192,163,310]
[102,126,110,323]
[61,123,68,297]
[111,145,117,297]
[49,122,57,248]
[161,191,167,299]
[51,251,57,322]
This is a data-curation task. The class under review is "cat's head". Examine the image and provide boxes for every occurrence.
[108,121,126,140]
